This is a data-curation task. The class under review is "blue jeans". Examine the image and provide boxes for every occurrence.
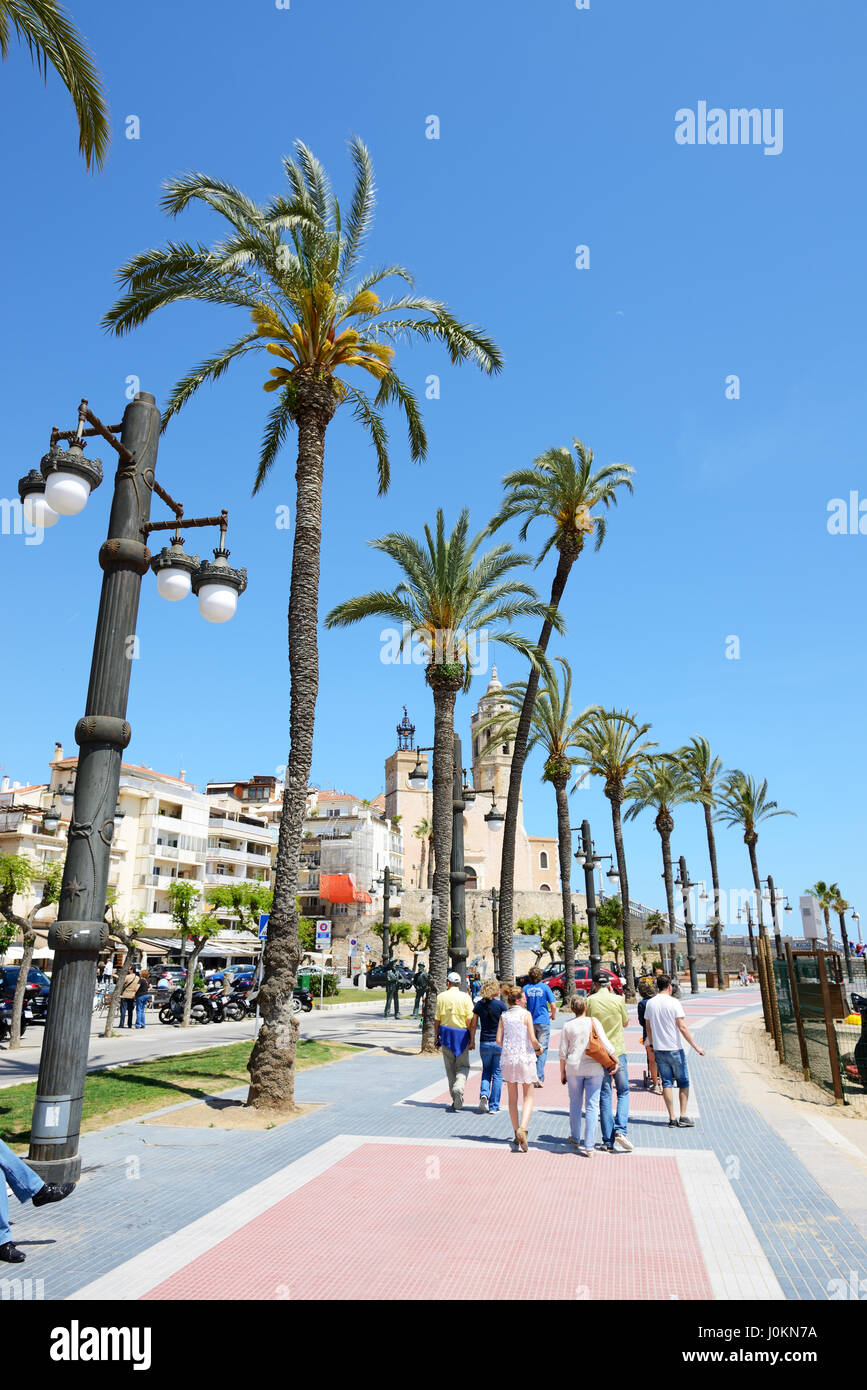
[135,996,148,1027]
[655,1048,690,1089]
[0,1137,44,1245]
[479,1041,502,1111]
[118,999,134,1028]
[600,1053,630,1145]
[566,1072,603,1148]
[534,1022,550,1082]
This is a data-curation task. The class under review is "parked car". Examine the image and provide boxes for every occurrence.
[0,966,51,1022]
[516,959,591,986]
[365,962,415,990]
[544,965,624,1002]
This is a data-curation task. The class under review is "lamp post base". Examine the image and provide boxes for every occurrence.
[26,1153,82,1185]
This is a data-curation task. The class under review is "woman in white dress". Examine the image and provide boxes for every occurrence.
[496,984,542,1151]
[558,995,617,1155]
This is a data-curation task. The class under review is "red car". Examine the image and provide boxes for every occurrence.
[545,966,623,1002]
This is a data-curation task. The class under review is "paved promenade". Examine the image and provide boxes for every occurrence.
[4,986,867,1301]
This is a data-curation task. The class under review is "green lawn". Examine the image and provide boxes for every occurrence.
[317,987,388,1004]
[0,1037,360,1150]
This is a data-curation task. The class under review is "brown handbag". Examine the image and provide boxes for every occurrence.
[585,1019,619,1071]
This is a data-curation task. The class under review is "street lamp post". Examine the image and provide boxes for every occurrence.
[675,856,699,995]
[489,887,500,978]
[737,896,758,973]
[575,820,601,977]
[762,875,784,961]
[21,392,244,1184]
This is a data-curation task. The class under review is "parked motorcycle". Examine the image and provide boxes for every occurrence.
[158,986,211,1025]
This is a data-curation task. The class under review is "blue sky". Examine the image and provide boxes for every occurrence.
[1,0,865,939]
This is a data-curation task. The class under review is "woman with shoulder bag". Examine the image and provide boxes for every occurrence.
[558,995,618,1156]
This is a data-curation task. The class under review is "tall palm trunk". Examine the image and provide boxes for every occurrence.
[658,812,678,977]
[421,674,461,1052]
[746,837,765,939]
[608,790,634,1000]
[497,550,574,979]
[703,803,726,990]
[552,774,574,1004]
[248,384,337,1110]
[824,906,833,950]
[427,835,434,890]
[418,838,427,891]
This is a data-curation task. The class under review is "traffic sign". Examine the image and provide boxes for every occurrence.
[258,913,270,939]
[348,936,358,958]
[315,919,331,947]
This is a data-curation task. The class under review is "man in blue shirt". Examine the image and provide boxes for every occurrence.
[522,967,557,1086]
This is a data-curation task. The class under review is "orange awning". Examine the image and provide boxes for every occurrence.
[319,873,358,904]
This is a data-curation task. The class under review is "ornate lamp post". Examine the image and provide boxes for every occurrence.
[20,393,245,1184]
[737,894,758,972]
[674,857,699,995]
[370,865,403,964]
[408,741,501,988]
[573,820,604,977]
[760,875,786,962]
[488,887,500,978]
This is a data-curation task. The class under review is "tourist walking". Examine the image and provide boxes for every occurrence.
[435,972,475,1111]
[587,971,633,1152]
[473,978,507,1113]
[411,962,429,1017]
[134,969,151,1028]
[559,996,619,1155]
[637,982,661,1092]
[117,964,140,1029]
[0,1136,75,1264]
[496,984,542,1151]
[522,966,557,1087]
[739,962,749,987]
[643,974,705,1127]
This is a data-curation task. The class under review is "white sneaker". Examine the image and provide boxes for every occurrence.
[614,1133,634,1152]
[478,1094,489,1113]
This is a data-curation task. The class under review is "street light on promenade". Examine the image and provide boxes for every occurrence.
[408,741,502,988]
[674,857,699,995]
[371,865,403,964]
[760,876,786,962]
[20,393,245,1184]
[736,895,758,973]
[573,819,618,979]
[489,887,500,978]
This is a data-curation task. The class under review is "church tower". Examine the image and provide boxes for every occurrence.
[469,667,516,803]
[384,707,429,823]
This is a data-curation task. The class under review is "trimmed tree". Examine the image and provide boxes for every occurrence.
[0,857,62,1049]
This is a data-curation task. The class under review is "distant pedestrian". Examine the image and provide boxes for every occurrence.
[117,964,139,1029]
[411,962,429,1017]
[643,974,705,1128]
[0,1137,75,1264]
[587,971,633,1152]
[522,966,557,1087]
[473,978,507,1113]
[497,983,542,1151]
[134,969,151,1028]
[559,996,619,1155]
[738,963,749,987]
[637,982,661,1092]
[435,972,475,1111]
[469,970,482,1002]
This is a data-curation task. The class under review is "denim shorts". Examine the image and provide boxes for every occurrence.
[654,1048,690,1089]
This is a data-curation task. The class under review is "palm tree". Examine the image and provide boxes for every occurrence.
[573,709,656,1000]
[830,889,852,976]
[625,756,707,978]
[414,817,434,890]
[1,0,109,169]
[104,140,501,1111]
[678,736,727,991]
[805,880,839,950]
[477,657,597,1002]
[326,508,555,1051]
[716,772,796,945]
[485,440,634,980]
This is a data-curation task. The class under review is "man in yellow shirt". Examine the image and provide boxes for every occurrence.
[435,972,476,1111]
[586,972,632,1152]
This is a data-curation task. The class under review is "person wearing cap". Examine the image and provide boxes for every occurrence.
[435,972,476,1111]
[587,970,632,1152]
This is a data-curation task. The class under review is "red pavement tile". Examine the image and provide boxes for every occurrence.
[143,1142,713,1301]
